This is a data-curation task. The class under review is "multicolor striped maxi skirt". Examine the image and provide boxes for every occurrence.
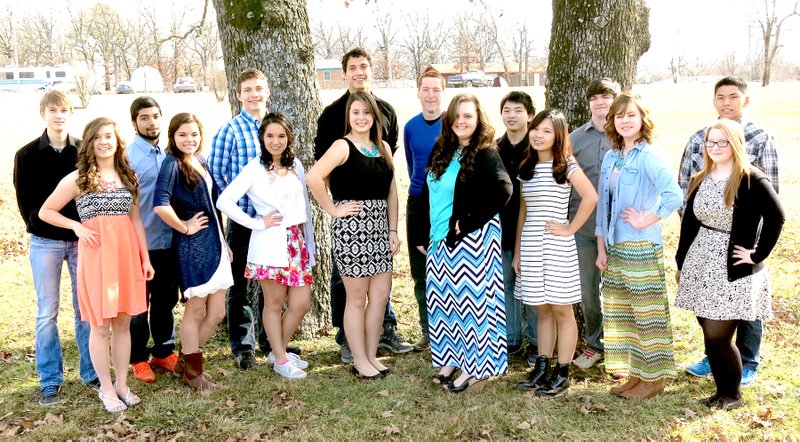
[602,240,676,381]
[426,216,508,379]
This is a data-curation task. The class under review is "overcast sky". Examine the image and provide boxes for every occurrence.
[6,0,800,70]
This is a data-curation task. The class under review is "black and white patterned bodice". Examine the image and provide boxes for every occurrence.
[75,187,133,222]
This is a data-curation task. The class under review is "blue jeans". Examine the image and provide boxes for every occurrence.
[736,319,762,370]
[575,233,604,351]
[502,249,537,347]
[29,235,96,391]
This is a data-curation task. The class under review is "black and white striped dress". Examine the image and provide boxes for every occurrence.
[514,161,581,306]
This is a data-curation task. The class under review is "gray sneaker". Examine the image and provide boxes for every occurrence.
[379,324,413,354]
[340,340,353,363]
[38,385,60,407]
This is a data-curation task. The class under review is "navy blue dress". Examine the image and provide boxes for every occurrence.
[155,155,228,294]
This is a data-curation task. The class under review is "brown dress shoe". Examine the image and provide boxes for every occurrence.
[610,377,640,395]
[621,379,665,399]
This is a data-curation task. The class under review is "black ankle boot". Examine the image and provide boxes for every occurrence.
[536,363,570,397]
[516,356,550,391]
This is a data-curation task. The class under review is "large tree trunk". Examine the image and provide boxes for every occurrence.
[213,0,331,339]
[546,0,650,344]
[546,0,650,129]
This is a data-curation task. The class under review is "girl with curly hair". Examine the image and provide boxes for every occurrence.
[39,117,152,413]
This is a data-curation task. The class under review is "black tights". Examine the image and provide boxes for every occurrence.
[698,317,742,400]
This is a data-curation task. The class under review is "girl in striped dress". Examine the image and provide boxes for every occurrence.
[595,93,683,399]
[513,110,597,397]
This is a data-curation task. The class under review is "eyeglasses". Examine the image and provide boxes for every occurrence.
[705,140,730,148]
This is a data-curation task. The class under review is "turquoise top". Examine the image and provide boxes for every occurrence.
[427,151,462,242]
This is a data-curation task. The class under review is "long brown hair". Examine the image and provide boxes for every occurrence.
[259,112,296,171]
[686,119,751,207]
[427,93,495,180]
[166,113,205,188]
[77,117,138,200]
[345,91,393,170]
[604,92,655,151]
[518,109,574,184]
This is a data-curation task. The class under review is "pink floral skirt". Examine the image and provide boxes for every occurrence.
[245,225,313,286]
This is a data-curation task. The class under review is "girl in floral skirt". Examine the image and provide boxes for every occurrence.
[217,112,316,379]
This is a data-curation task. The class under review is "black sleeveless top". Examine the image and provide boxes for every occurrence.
[329,138,393,200]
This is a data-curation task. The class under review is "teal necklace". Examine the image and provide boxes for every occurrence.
[613,149,627,170]
[359,144,380,157]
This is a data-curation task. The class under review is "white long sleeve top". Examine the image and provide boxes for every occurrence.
[217,156,316,268]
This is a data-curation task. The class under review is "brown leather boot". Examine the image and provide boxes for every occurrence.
[610,377,640,395]
[181,351,217,391]
[177,351,214,381]
[621,379,665,399]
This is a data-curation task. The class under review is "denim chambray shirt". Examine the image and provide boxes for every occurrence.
[595,141,682,246]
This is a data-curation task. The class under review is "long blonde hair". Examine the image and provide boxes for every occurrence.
[686,119,750,207]
[77,117,139,200]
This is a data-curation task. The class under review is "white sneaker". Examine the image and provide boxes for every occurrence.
[273,361,307,379]
[572,348,603,369]
[267,352,309,369]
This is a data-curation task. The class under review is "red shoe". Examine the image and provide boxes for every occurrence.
[132,361,155,383]
[150,353,179,373]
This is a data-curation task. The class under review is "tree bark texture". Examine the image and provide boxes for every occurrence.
[213,0,331,339]
[546,0,650,130]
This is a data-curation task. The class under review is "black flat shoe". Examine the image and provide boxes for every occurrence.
[432,367,458,385]
[378,367,390,378]
[445,376,487,393]
[351,365,380,380]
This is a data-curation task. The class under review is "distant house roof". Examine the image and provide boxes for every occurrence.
[424,64,460,75]
[316,59,341,71]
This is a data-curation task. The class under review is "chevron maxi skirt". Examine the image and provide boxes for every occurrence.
[602,240,676,381]
[425,216,508,379]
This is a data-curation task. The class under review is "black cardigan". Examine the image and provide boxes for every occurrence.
[410,145,512,249]
[676,168,784,282]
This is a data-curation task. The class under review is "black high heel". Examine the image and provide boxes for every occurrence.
[351,365,381,380]
[432,367,457,385]
[378,367,390,377]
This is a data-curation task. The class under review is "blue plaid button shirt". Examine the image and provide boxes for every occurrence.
[678,118,780,197]
[209,110,262,217]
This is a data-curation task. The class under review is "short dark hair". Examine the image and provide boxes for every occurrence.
[130,96,161,121]
[341,47,372,71]
[500,91,535,115]
[714,76,748,95]
[585,78,621,101]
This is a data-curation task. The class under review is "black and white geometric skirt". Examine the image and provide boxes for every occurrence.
[332,199,392,278]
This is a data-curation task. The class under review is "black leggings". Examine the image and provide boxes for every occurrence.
[697,317,742,400]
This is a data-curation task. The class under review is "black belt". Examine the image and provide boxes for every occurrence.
[700,222,730,234]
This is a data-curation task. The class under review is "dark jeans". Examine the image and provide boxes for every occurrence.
[331,256,398,345]
[575,233,604,352]
[501,249,537,347]
[130,248,180,363]
[406,195,428,335]
[225,221,268,356]
[736,319,762,370]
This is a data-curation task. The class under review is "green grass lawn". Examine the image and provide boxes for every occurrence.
[0,82,798,440]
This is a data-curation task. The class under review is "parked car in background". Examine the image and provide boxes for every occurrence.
[174,76,197,93]
[447,70,493,88]
[115,81,134,94]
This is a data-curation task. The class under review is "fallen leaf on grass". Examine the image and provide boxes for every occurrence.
[226,399,236,408]
[578,405,592,415]
[749,419,772,429]
[759,408,773,420]
[516,421,532,430]
[621,409,633,415]
[683,408,697,418]
[376,390,390,397]
[379,411,394,418]
[168,431,185,442]
[384,425,400,436]
[18,419,32,430]
[330,409,341,414]
[467,405,481,412]
[449,415,459,424]
[218,367,234,377]
[0,412,11,421]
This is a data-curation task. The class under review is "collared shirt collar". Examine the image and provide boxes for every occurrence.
[131,134,164,155]
[37,129,77,151]
[238,109,262,127]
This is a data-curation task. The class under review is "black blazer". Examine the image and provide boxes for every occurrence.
[410,145,512,249]
[676,168,784,282]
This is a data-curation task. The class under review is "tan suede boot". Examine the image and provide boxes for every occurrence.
[621,379,665,399]
[610,376,640,395]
